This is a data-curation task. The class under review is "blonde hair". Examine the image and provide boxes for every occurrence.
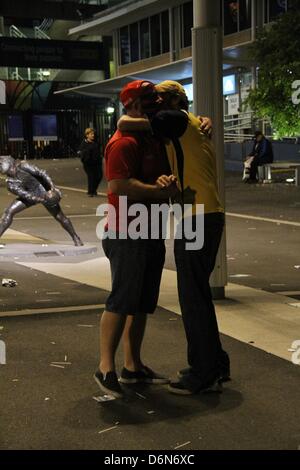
[85,127,95,137]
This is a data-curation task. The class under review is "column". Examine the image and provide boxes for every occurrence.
[192,0,227,299]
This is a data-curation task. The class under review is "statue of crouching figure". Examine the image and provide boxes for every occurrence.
[0,156,83,247]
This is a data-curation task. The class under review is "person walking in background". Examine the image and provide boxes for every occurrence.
[243,131,274,183]
[78,128,103,197]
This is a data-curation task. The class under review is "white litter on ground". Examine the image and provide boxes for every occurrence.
[2,278,18,287]
[135,392,147,400]
[93,395,116,403]
[229,274,252,278]
[98,426,118,434]
[50,364,65,369]
[51,361,72,366]
[77,324,94,328]
[174,442,191,450]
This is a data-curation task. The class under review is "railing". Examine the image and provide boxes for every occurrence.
[34,26,51,40]
[224,112,254,142]
[9,67,24,80]
[38,19,54,34]
[8,24,52,81]
[224,111,273,143]
[9,25,26,38]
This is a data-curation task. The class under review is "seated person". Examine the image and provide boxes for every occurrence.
[243,131,274,183]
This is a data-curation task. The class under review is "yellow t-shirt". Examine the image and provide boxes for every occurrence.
[165,112,224,215]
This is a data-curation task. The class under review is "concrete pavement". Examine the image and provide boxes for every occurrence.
[0,159,300,450]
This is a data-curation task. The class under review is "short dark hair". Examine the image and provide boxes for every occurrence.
[254,130,263,137]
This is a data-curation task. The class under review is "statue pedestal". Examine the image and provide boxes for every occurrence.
[0,243,98,261]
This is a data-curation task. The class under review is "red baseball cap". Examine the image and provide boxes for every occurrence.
[120,80,156,108]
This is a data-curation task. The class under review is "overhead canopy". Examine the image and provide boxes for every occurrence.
[54,45,253,99]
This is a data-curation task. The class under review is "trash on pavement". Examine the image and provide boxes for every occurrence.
[93,395,116,403]
[2,278,18,287]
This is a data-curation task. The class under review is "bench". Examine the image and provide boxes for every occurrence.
[260,162,300,186]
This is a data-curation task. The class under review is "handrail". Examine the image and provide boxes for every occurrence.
[9,25,26,38]
[39,19,54,33]
[34,26,50,40]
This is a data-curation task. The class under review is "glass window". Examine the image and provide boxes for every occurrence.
[224,0,239,35]
[161,10,170,53]
[150,14,161,56]
[239,0,252,30]
[119,26,130,65]
[140,18,150,59]
[182,1,193,47]
[130,22,139,62]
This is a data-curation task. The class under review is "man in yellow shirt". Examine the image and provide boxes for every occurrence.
[154,80,230,395]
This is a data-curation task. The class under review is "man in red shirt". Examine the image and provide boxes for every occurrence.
[94,80,179,398]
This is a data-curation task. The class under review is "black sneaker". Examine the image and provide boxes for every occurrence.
[119,366,170,384]
[94,370,123,398]
[168,377,223,396]
[177,367,231,383]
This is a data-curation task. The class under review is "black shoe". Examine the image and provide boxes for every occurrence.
[119,366,170,384]
[168,377,223,396]
[94,370,123,398]
[178,367,231,383]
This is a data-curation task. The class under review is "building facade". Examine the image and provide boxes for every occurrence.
[65,0,292,141]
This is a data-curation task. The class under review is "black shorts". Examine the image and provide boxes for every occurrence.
[102,236,166,315]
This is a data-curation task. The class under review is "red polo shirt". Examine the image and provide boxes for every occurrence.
[104,130,170,233]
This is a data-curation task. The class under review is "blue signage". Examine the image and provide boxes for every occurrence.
[223,75,236,95]
[33,114,58,141]
[8,115,24,141]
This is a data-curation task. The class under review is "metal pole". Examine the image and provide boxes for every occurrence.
[192,0,227,300]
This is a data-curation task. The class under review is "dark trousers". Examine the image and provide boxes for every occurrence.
[249,156,272,180]
[84,163,102,195]
[174,213,230,389]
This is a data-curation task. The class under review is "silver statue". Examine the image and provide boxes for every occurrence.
[0,156,83,246]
